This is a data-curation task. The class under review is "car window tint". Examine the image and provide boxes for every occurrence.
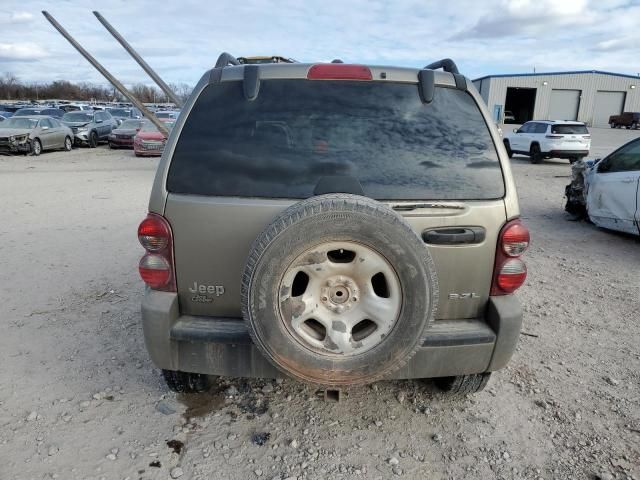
[168,81,505,200]
[519,123,531,133]
[551,124,588,134]
[534,123,548,134]
[602,139,640,173]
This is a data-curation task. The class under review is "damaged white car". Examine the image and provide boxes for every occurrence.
[566,137,640,236]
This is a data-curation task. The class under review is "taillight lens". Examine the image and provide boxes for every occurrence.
[138,215,170,251]
[139,254,171,289]
[496,259,527,293]
[502,222,530,257]
[491,219,529,295]
[307,64,373,80]
[137,213,175,291]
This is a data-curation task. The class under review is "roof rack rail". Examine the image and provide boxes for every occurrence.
[237,56,296,64]
[424,58,459,75]
[215,52,240,68]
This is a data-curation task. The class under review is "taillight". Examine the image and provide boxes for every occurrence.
[307,64,372,80]
[502,222,530,256]
[491,219,529,295]
[137,213,175,291]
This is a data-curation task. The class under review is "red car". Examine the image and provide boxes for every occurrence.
[133,120,174,157]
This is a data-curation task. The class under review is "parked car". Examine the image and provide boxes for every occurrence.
[154,110,179,120]
[566,138,640,236]
[13,107,43,117]
[108,119,145,149]
[61,110,118,147]
[504,110,516,123]
[0,105,21,114]
[0,111,14,118]
[587,139,640,235]
[39,108,65,119]
[503,120,591,164]
[106,107,142,126]
[0,115,73,155]
[133,120,174,156]
[608,112,640,129]
[59,104,93,112]
[137,57,529,395]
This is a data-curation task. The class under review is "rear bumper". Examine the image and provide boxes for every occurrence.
[109,137,134,147]
[546,149,589,158]
[141,291,522,380]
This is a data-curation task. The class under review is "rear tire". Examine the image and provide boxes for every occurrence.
[435,373,491,395]
[631,122,638,130]
[503,140,513,158]
[162,369,210,393]
[609,123,616,128]
[88,131,98,148]
[530,144,542,164]
[64,136,72,151]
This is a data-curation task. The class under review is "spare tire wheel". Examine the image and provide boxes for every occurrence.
[241,194,439,386]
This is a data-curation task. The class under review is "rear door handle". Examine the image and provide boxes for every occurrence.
[422,227,486,245]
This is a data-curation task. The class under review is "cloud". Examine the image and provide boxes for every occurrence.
[0,11,34,25]
[0,0,638,86]
[0,43,48,61]
[460,0,594,39]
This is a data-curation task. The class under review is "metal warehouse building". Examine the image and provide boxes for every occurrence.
[472,71,640,127]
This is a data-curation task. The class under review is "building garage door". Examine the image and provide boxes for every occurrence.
[548,89,580,121]
[593,91,626,127]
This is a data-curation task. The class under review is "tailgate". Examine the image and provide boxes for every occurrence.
[165,195,505,320]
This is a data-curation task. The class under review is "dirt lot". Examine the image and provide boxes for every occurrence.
[1,128,639,480]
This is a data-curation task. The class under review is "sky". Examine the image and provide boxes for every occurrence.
[1,0,639,88]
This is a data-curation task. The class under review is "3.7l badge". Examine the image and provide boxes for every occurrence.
[448,292,480,300]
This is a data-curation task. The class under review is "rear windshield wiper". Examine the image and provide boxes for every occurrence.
[390,203,465,212]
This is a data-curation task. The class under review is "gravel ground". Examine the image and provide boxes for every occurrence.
[1,128,638,480]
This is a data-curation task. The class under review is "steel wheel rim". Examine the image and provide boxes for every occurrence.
[278,241,402,357]
[65,137,71,150]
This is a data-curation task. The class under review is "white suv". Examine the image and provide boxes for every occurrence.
[503,120,591,164]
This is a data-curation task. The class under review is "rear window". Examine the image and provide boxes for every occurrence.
[108,109,129,117]
[551,124,588,134]
[63,112,94,122]
[167,80,504,200]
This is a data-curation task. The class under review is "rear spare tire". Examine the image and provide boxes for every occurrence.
[241,194,438,387]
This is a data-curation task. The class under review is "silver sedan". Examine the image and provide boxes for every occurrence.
[0,115,74,155]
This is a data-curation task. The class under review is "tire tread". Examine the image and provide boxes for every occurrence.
[241,194,439,387]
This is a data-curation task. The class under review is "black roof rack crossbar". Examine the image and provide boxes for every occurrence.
[424,58,459,75]
[215,52,240,68]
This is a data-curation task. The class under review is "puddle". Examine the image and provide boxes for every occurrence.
[177,391,226,419]
[176,381,271,420]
